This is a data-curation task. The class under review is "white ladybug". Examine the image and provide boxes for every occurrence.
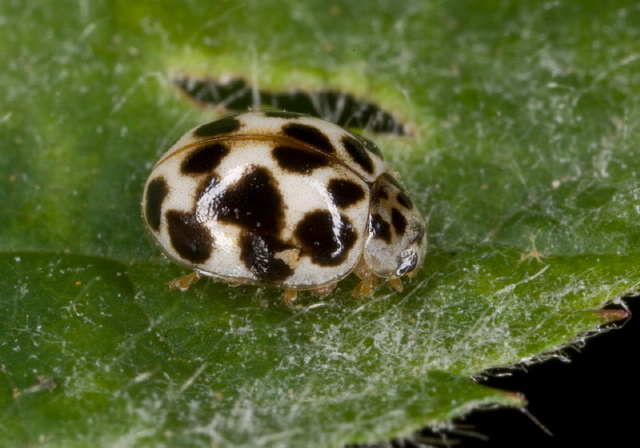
[142,111,426,303]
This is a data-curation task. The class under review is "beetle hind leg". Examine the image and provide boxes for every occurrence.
[314,282,338,297]
[283,289,298,305]
[168,271,201,291]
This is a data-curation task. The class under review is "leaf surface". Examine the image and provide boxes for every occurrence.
[1,1,639,446]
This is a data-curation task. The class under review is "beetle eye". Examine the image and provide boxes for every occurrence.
[396,250,418,276]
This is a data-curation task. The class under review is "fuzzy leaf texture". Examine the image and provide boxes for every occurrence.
[1,1,639,447]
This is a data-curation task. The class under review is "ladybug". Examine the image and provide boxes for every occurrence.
[142,111,426,303]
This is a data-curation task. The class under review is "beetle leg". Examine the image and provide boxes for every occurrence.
[406,267,418,278]
[352,256,379,298]
[353,256,370,279]
[387,277,404,293]
[168,271,201,291]
[283,289,298,305]
[314,282,337,297]
[353,277,379,298]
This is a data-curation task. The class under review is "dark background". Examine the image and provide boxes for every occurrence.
[451,295,639,447]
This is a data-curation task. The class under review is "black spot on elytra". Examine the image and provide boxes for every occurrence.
[396,191,413,209]
[295,210,357,266]
[374,186,389,201]
[272,145,330,174]
[239,232,296,283]
[370,213,391,243]
[206,166,284,235]
[354,133,384,158]
[166,210,213,263]
[412,226,426,245]
[342,135,374,174]
[181,143,229,174]
[263,110,305,119]
[195,173,220,203]
[193,115,241,138]
[145,177,168,232]
[391,208,407,236]
[283,123,335,154]
[327,179,365,208]
[383,173,404,190]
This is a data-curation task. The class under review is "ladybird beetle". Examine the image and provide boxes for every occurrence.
[142,111,426,303]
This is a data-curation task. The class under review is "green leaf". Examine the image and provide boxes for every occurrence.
[1,0,639,446]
